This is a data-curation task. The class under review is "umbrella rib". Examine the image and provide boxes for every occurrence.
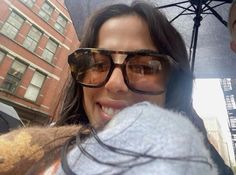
[180,12,198,15]
[170,4,193,23]
[203,2,227,11]
[175,4,195,12]
[202,0,213,11]
[157,0,189,9]
[203,2,227,26]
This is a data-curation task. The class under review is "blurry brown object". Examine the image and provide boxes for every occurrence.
[0,125,81,175]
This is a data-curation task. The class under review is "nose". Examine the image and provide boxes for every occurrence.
[104,67,129,93]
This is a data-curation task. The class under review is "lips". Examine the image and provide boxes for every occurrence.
[101,106,122,116]
[97,101,128,122]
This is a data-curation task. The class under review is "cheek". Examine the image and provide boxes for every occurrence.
[82,87,102,123]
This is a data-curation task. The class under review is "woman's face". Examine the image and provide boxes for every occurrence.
[83,15,167,128]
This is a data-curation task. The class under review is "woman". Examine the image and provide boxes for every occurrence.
[52,1,232,174]
[57,1,199,129]
[0,1,233,175]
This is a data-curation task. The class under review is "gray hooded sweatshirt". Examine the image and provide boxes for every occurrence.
[56,102,218,175]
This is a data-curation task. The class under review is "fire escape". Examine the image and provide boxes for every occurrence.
[221,78,236,158]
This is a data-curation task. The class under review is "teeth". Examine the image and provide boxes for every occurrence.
[101,106,121,116]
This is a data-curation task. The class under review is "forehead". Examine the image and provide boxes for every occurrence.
[97,14,157,51]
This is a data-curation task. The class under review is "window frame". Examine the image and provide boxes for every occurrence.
[42,38,58,63]
[54,14,67,34]
[38,1,54,22]
[0,11,25,39]
[23,26,43,52]
[1,59,28,93]
[20,0,36,8]
[24,70,46,102]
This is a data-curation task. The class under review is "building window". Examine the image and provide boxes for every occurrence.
[221,78,232,91]
[0,51,6,63]
[225,95,236,110]
[23,26,42,52]
[24,71,45,101]
[1,60,27,93]
[20,0,36,8]
[42,38,58,63]
[0,12,24,39]
[38,1,54,22]
[54,14,67,34]
[231,119,236,129]
[232,134,236,140]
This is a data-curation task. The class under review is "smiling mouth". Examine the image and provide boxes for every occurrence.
[101,105,122,117]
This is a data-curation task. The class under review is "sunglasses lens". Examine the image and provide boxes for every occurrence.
[71,50,111,86]
[126,55,168,93]
[69,49,173,94]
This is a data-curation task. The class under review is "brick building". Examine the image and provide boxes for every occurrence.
[0,0,80,125]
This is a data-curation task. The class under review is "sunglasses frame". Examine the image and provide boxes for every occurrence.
[68,48,179,95]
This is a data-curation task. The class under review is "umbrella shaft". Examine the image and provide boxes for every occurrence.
[189,0,204,72]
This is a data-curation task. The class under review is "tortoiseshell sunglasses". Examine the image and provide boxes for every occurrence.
[68,48,179,95]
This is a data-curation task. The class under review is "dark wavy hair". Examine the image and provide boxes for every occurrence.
[59,126,213,175]
[55,1,203,131]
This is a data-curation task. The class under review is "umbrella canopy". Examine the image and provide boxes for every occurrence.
[65,0,235,78]
[155,0,234,78]
[0,102,24,133]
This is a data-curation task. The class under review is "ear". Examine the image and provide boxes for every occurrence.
[230,41,236,53]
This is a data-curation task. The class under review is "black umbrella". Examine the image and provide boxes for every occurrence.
[0,102,24,133]
[65,0,235,78]
[155,0,235,78]
[157,0,233,72]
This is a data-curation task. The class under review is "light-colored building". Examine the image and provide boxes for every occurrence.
[221,78,236,163]
[193,79,236,167]
[204,118,232,166]
[0,0,80,125]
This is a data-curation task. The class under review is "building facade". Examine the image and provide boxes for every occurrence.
[0,0,80,125]
[221,78,236,161]
[204,118,232,166]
